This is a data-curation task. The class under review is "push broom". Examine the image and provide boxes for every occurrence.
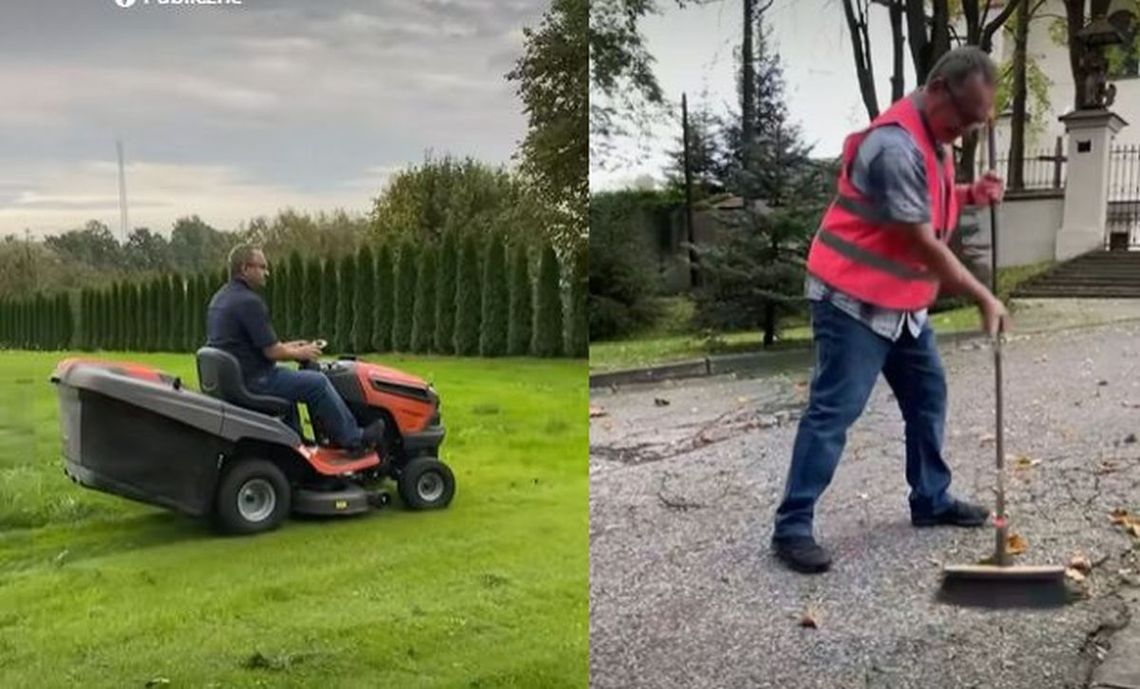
[937,120,1069,608]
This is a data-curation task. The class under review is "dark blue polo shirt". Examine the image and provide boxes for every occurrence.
[206,278,278,382]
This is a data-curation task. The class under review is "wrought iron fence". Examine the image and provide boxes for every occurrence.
[982,136,1067,192]
[1108,145,1140,249]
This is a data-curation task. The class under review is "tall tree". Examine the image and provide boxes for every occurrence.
[454,233,482,356]
[319,259,339,350]
[147,276,160,349]
[434,231,459,354]
[699,9,832,346]
[479,235,509,357]
[110,282,122,350]
[566,245,588,357]
[171,276,186,352]
[411,245,438,353]
[508,0,588,251]
[304,256,322,340]
[287,251,305,337]
[589,0,707,161]
[532,243,564,358]
[1009,0,1031,191]
[336,254,355,353]
[841,0,1021,179]
[352,245,375,352]
[372,243,395,353]
[393,241,418,352]
[507,242,533,356]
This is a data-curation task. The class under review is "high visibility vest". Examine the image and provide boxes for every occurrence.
[806,91,960,311]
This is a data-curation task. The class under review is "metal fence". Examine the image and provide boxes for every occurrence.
[1108,145,1140,249]
[984,136,1067,192]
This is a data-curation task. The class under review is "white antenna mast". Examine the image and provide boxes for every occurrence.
[116,138,129,243]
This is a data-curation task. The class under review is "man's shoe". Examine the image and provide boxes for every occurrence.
[772,536,832,574]
[361,419,387,450]
[911,499,989,528]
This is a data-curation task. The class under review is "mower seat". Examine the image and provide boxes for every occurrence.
[195,347,292,417]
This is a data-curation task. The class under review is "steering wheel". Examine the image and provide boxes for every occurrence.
[298,339,328,371]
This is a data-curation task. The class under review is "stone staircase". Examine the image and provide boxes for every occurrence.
[1013,250,1140,299]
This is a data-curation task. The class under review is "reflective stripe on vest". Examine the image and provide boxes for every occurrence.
[816,229,937,282]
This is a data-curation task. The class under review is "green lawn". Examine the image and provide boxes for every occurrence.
[590,262,1054,373]
[0,350,587,688]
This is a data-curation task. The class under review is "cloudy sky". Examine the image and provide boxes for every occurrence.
[0,0,547,238]
[590,0,918,190]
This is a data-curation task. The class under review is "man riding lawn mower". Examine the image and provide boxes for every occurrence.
[50,244,456,535]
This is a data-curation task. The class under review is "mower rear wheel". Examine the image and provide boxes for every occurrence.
[214,458,291,535]
[397,457,455,510]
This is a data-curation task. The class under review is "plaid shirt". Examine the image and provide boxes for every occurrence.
[806,274,926,341]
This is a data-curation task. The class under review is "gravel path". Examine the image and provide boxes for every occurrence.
[590,313,1140,689]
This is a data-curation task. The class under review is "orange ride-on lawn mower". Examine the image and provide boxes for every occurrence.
[50,347,455,535]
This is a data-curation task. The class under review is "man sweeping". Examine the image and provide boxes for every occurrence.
[771,47,1008,574]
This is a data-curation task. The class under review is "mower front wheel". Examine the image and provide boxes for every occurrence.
[397,457,455,510]
[214,458,291,535]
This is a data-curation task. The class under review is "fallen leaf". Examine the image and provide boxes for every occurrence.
[1066,568,1087,583]
[799,608,820,629]
[1013,455,1041,470]
[588,405,607,419]
[1129,523,1140,539]
[736,396,749,404]
[1110,508,1131,525]
[654,397,670,407]
[1069,554,1092,573]
[1007,533,1029,555]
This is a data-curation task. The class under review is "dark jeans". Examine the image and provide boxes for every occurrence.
[248,367,363,449]
[772,300,954,540]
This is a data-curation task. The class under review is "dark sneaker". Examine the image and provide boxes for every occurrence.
[911,499,989,528]
[772,536,832,574]
[361,419,387,450]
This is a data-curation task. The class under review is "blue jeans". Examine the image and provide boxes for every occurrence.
[773,300,954,540]
[248,367,363,449]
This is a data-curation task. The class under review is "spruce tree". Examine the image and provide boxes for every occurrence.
[61,294,74,350]
[392,241,418,352]
[272,258,288,336]
[693,10,826,346]
[288,251,304,337]
[127,283,139,351]
[170,276,185,352]
[566,245,588,357]
[147,278,161,352]
[303,257,322,340]
[336,253,355,353]
[372,242,394,353]
[434,230,459,354]
[410,245,437,353]
[319,259,338,349]
[194,274,209,349]
[532,243,563,357]
[507,242,533,356]
[479,234,508,357]
[453,233,482,356]
[352,246,375,353]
